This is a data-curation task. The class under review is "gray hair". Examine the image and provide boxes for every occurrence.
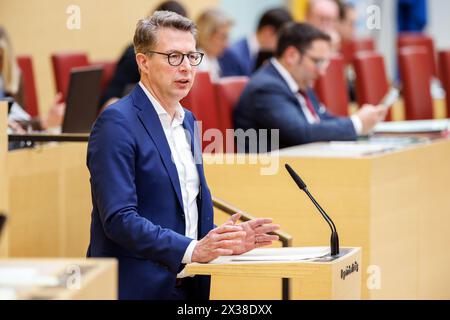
[133,10,197,54]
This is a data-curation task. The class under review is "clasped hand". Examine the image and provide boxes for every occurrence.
[192,213,280,263]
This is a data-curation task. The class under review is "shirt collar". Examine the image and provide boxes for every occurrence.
[138,82,185,125]
[270,58,299,94]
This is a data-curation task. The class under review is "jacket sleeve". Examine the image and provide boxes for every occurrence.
[251,88,357,146]
[87,107,192,273]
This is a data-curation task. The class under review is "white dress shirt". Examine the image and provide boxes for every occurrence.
[138,82,199,272]
[197,52,221,82]
[270,58,362,134]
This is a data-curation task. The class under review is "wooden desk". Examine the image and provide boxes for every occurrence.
[5,138,450,299]
[204,139,450,299]
[0,258,117,299]
[7,143,91,257]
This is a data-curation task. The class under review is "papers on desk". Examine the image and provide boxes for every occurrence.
[277,141,403,158]
[374,119,450,134]
[0,267,60,287]
[209,247,330,264]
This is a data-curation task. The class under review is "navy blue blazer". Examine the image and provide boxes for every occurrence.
[219,38,255,77]
[87,85,214,300]
[233,61,357,151]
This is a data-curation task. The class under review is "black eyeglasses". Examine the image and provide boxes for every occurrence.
[145,50,204,66]
[304,53,330,70]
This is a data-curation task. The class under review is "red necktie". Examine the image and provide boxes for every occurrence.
[298,90,320,123]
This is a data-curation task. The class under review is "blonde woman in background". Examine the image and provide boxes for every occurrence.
[0,26,64,136]
[195,8,233,81]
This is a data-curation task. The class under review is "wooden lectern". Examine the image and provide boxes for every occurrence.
[186,247,362,300]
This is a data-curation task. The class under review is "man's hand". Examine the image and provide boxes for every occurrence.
[225,213,280,255]
[191,222,246,263]
[356,104,388,135]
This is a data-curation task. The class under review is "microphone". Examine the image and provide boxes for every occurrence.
[285,164,339,256]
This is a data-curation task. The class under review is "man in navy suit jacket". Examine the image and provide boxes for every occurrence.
[87,11,279,300]
[234,22,387,152]
[219,7,292,77]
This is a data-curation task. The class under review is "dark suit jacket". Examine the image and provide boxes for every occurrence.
[219,38,255,77]
[98,45,140,108]
[87,85,213,300]
[233,61,357,151]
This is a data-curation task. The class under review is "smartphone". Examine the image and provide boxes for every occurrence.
[379,87,400,109]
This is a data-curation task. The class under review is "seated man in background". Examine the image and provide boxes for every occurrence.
[98,1,188,111]
[305,0,341,51]
[233,22,387,152]
[336,0,357,44]
[219,7,293,77]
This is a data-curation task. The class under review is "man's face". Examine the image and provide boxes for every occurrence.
[140,27,197,104]
[207,25,231,58]
[308,0,339,33]
[339,8,357,42]
[291,40,331,89]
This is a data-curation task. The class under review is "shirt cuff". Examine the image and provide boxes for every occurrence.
[350,115,363,135]
[181,239,198,264]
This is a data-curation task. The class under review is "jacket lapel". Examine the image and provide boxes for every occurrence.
[182,115,206,188]
[131,86,184,211]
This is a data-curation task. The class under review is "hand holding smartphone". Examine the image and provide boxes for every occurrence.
[379,87,400,109]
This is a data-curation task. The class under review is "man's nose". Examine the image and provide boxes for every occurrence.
[178,55,192,71]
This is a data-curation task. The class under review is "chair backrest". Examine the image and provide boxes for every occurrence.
[397,33,437,77]
[16,55,39,117]
[438,50,450,117]
[90,60,117,94]
[399,46,433,120]
[180,72,221,151]
[214,76,249,132]
[353,51,392,120]
[214,76,249,153]
[314,55,349,116]
[51,52,89,101]
[340,37,375,65]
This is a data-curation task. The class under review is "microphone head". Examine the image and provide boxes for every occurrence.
[285,164,307,190]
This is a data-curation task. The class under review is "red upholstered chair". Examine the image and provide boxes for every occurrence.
[214,76,249,153]
[51,52,89,101]
[16,55,39,117]
[314,55,349,116]
[91,60,116,94]
[397,33,437,78]
[439,50,450,117]
[180,72,221,151]
[353,51,392,121]
[340,37,375,65]
[214,76,249,132]
[398,47,433,120]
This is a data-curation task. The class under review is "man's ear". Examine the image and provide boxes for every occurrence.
[284,46,300,66]
[135,53,149,74]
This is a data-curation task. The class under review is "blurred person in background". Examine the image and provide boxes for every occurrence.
[219,7,293,77]
[195,8,233,81]
[336,0,357,43]
[305,0,341,51]
[0,26,64,138]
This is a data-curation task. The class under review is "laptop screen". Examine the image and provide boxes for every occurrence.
[62,66,103,134]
